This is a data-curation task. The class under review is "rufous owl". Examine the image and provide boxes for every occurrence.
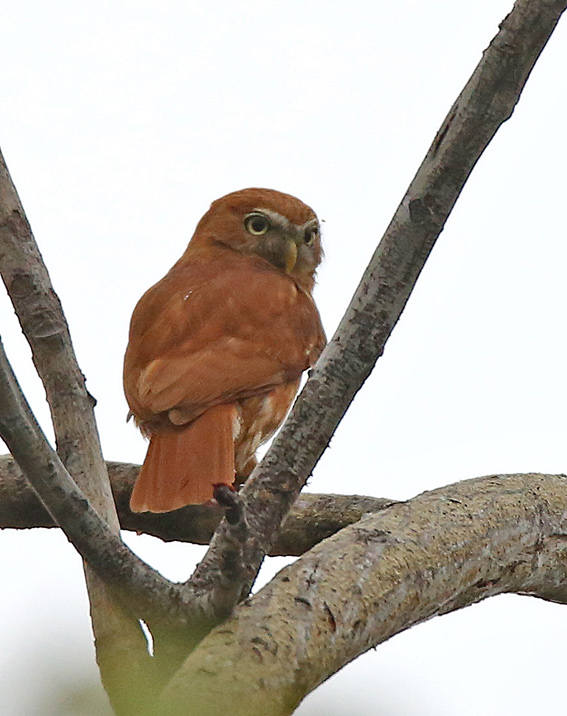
[123,187,326,512]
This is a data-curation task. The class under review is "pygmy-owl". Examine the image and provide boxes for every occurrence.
[123,187,325,512]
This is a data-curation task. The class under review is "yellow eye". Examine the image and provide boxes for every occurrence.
[304,227,318,245]
[244,213,270,235]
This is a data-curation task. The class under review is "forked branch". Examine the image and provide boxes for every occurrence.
[0,0,565,712]
[184,0,567,609]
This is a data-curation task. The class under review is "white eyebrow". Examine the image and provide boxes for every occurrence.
[252,208,292,229]
[253,208,318,231]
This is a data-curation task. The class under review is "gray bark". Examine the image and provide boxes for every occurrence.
[0,455,394,555]
[0,0,565,713]
[159,473,567,715]
[185,0,567,613]
[0,149,155,714]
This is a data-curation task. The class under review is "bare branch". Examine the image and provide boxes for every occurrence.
[184,0,567,610]
[0,341,197,618]
[0,454,394,553]
[159,472,567,716]
[0,148,117,519]
[0,343,280,643]
[0,149,160,712]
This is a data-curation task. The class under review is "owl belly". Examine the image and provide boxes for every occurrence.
[234,380,300,482]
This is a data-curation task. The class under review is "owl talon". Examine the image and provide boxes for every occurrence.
[213,483,242,525]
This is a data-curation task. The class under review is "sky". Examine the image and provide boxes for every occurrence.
[0,1,566,714]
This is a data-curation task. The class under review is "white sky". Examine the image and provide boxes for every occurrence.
[0,1,566,714]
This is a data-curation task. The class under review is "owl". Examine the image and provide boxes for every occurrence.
[124,188,325,512]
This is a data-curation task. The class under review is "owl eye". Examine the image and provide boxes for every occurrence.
[304,227,318,245]
[245,213,270,235]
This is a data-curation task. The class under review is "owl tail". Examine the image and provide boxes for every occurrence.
[129,404,238,513]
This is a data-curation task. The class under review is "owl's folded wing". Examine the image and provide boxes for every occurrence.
[124,256,325,423]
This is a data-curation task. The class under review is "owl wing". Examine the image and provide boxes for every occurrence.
[124,254,325,423]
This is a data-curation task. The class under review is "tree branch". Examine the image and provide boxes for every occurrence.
[1,0,565,710]
[0,149,160,713]
[0,148,117,521]
[0,454,394,555]
[0,454,394,554]
[159,473,567,716]
[0,344,205,625]
[183,0,567,610]
[0,342,295,648]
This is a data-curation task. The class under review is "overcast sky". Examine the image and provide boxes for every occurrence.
[1,1,566,714]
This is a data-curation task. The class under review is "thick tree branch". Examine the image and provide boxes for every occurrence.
[185,0,567,611]
[0,345,205,629]
[1,1,564,710]
[159,473,567,716]
[0,148,117,521]
[0,454,394,555]
[0,345,292,645]
[0,149,160,713]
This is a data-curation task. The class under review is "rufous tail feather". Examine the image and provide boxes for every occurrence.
[130,404,237,512]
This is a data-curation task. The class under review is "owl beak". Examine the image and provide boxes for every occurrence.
[283,239,298,273]
[257,234,298,273]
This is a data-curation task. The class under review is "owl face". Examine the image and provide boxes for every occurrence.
[241,206,322,281]
[189,188,323,290]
